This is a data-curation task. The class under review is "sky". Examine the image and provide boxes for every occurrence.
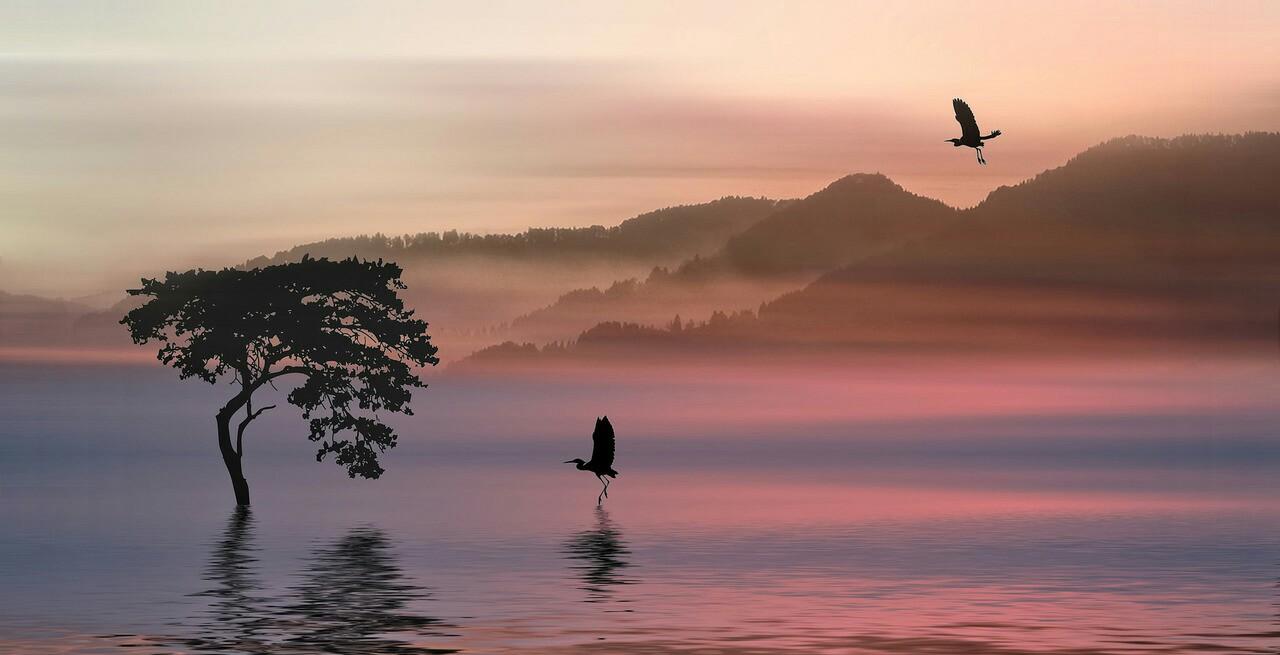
[2,1,1278,298]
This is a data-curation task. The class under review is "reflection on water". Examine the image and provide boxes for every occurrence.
[155,510,457,654]
[1,453,1277,654]
[562,506,633,604]
[181,507,277,653]
[279,526,456,654]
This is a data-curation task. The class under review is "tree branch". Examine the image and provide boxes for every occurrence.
[245,364,313,395]
[236,398,276,458]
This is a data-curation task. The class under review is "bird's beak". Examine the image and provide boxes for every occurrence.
[563,459,575,464]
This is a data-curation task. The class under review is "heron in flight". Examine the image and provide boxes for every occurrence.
[946,98,1002,165]
[564,416,619,505]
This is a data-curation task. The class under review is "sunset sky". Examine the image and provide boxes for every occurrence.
[3,0,1278,297]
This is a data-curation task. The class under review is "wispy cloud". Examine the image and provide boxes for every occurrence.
[1,1,1278,296]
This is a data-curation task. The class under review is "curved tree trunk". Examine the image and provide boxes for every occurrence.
[216,411,251,506]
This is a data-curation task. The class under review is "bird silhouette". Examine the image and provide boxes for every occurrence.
[946,98,1002,165]
[564,416,619,505]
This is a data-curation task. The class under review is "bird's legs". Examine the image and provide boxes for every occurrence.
[597,475,609,504]
[976,148,986,165]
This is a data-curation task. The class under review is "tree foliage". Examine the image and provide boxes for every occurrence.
[121,256,439,479]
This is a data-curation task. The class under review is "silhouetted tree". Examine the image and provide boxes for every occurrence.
[121,256,439,506]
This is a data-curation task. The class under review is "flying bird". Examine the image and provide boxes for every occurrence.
[946,98,1002,165]
[564,416,619,504]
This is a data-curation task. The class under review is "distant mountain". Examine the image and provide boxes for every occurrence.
[459,133,1280,369]
[506,174,958,344]
[0,291,90,345]
[14,133,1279,366]
[238,196,784,358]
[718,173,957,275]
[3,197,783,359]
[0,291,141,348]
[849,133,1280,295]
[244,196,781,268]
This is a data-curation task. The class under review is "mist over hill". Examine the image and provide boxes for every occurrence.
[240,196,781,356]
[244,196,781,268]
[460,133,1280,370]
[719,173,957,274]
[0,292,92,346]
[1,197,781,357]
[6,133,1276,367]
[507,174,957,345]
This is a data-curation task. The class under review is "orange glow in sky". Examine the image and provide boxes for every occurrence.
[1,1,1278,296]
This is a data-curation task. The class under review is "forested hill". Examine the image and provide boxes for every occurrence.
[243,196,781,268]
[503,173,958,344]
[459,132,1280,367]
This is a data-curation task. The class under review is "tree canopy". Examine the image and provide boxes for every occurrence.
[122,255,439,481]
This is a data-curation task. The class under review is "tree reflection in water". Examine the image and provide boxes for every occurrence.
[177,506,279,653]
[279,526,456,654]
[151,509,456,654]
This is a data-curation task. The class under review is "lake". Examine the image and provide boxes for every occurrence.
[2,361,1278,654]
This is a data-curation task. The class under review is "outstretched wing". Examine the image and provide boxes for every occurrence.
[953,98,980,141]
[589,416,615,469]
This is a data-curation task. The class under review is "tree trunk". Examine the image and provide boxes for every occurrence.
[217,411,251,506]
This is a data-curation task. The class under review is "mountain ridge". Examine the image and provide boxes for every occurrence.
[503,171,959,345]
[457,132,1280,370]
[243,195,783,269]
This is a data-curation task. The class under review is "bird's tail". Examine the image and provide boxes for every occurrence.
[982,130,1002,140]
[607,469,618,478]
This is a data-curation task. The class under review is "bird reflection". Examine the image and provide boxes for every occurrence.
[562,506,634,604]
[144,511,456,654]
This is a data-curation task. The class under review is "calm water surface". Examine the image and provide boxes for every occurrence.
[2,364,1278,654]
